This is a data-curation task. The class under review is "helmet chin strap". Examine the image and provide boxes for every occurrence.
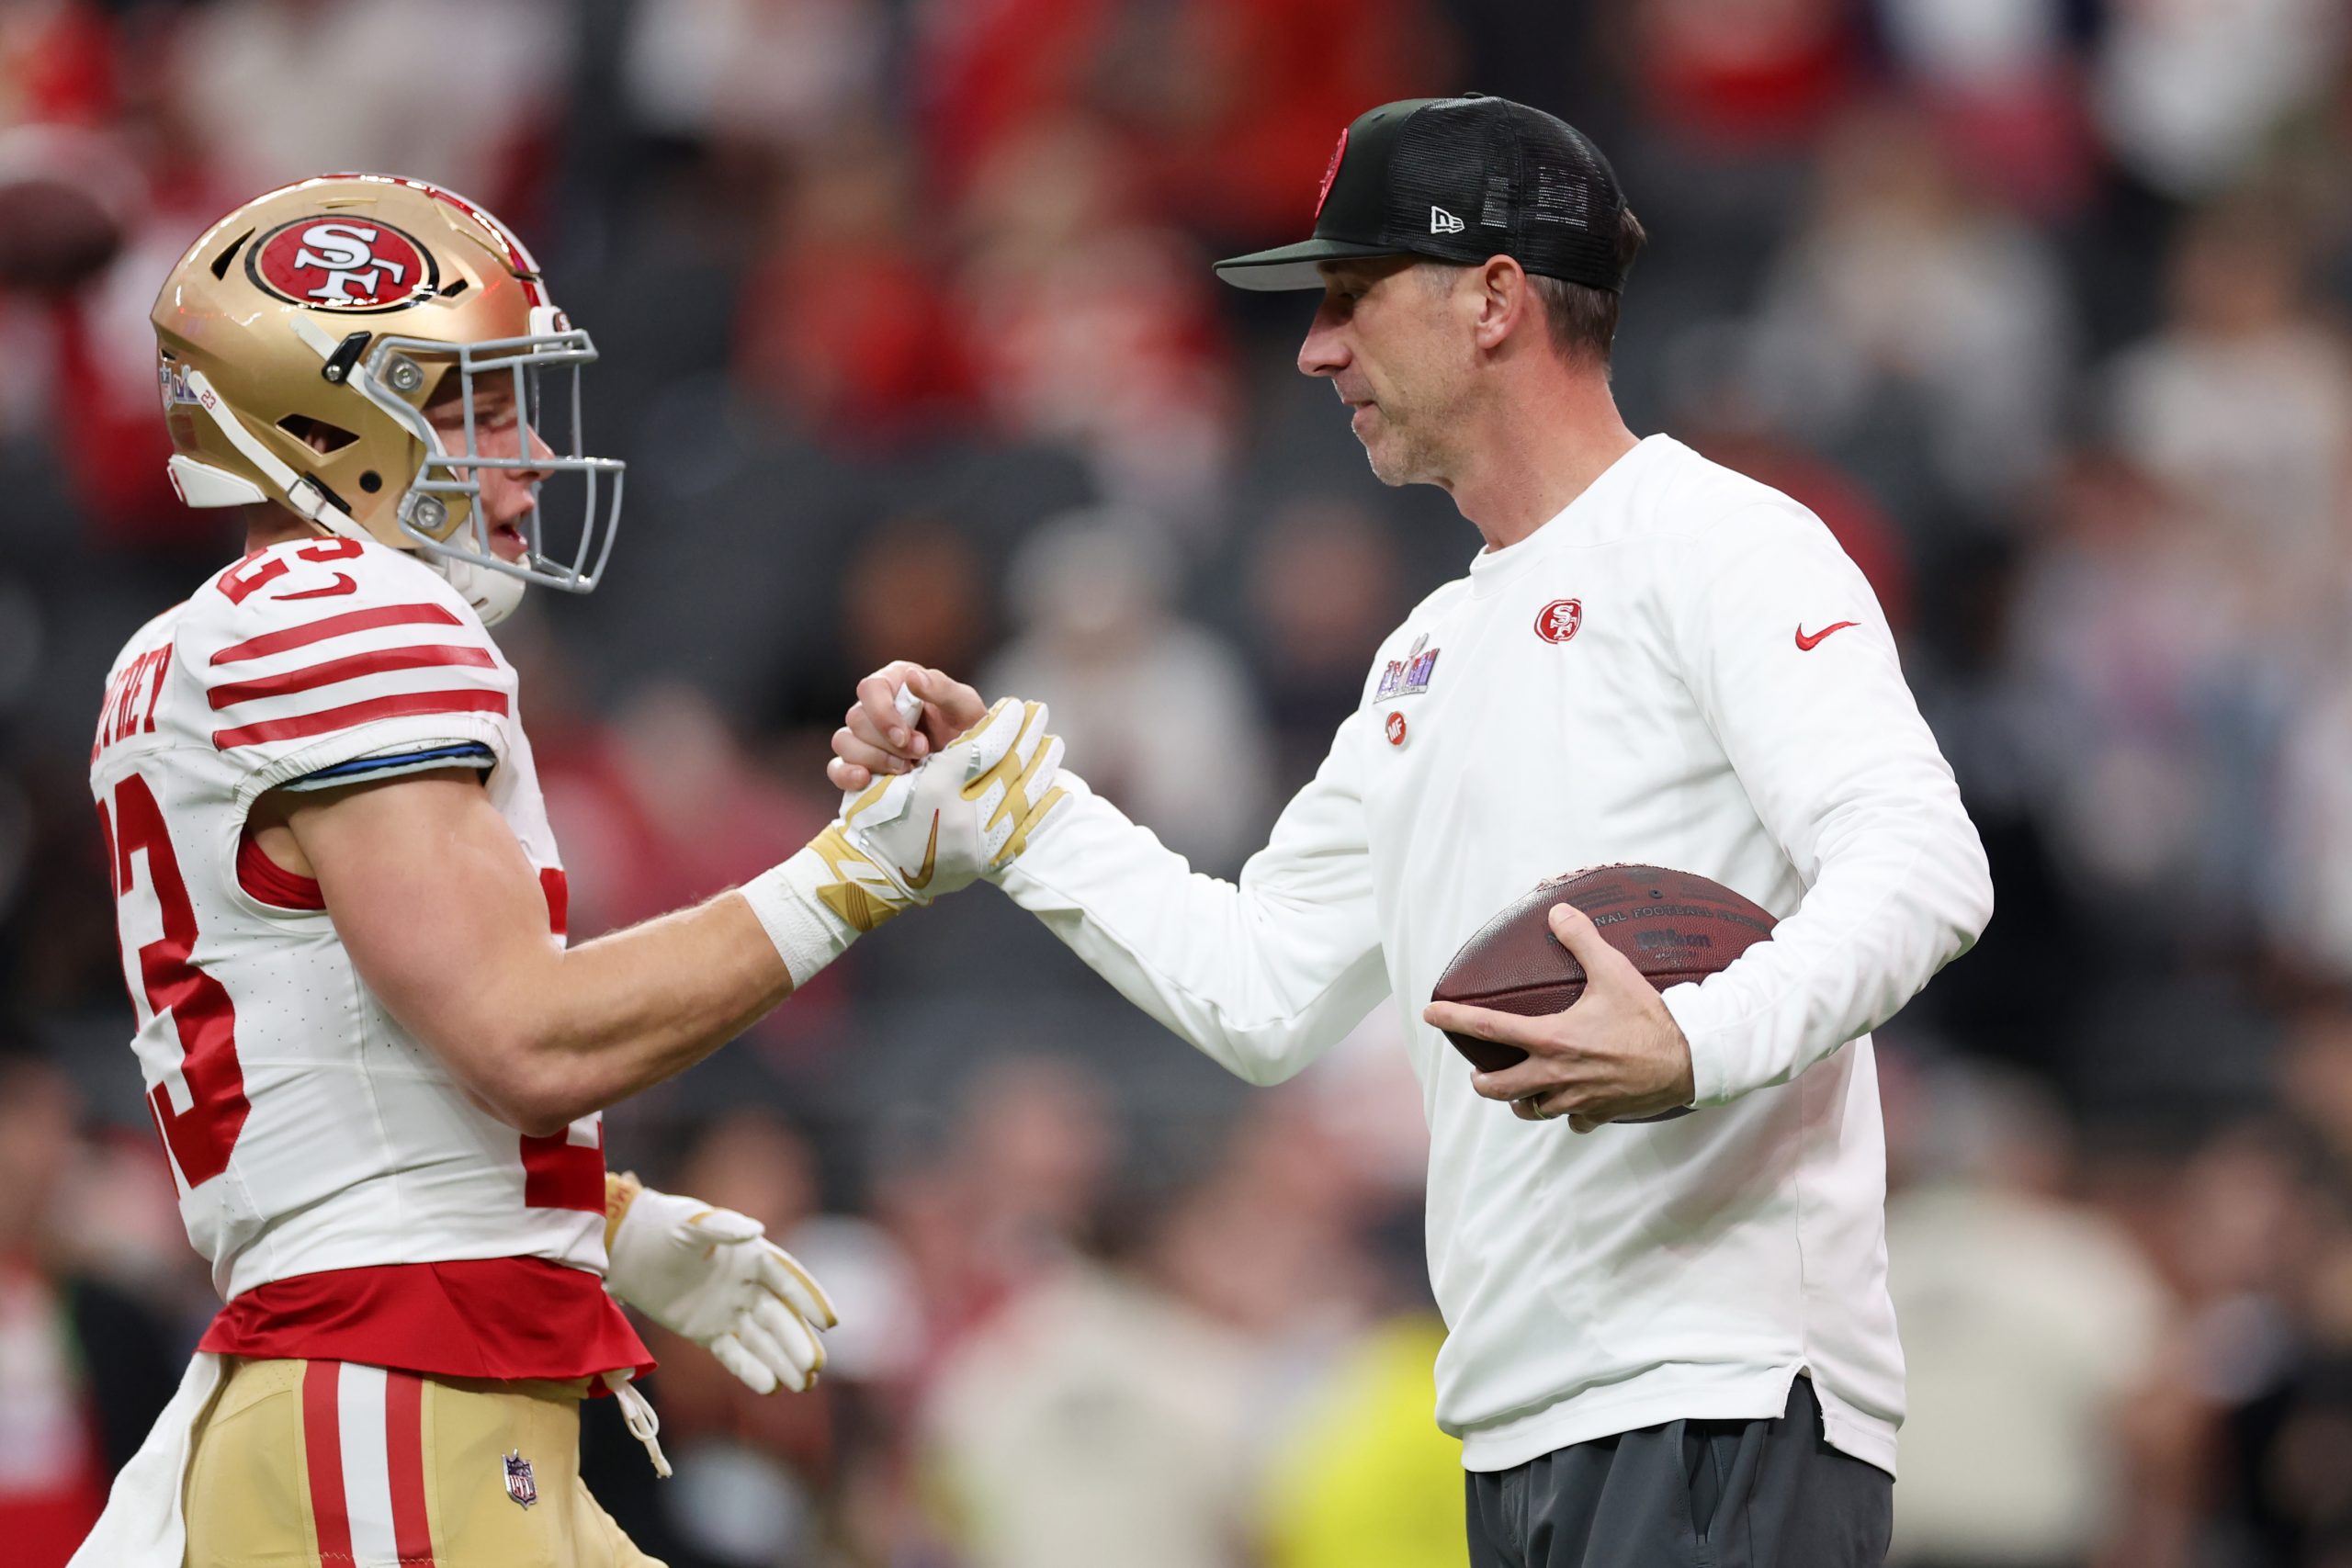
[177,363,527,626]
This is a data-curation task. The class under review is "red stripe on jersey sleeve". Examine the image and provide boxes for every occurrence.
[212,690,509,750]
[211,604,464,665]
[208,644,498,709]
[302,1361,354,1567]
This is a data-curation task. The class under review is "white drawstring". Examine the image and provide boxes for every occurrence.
[600,1371,672,1478]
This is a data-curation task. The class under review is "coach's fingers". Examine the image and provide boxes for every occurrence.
[1424,999,1549,1050]
[831,726,906,779]
[1548,905,1643,997]
[854,671,930,759]
[905,667,988,747]
[846,695,924,761]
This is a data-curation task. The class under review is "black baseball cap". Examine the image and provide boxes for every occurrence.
[1214,94,1629,294]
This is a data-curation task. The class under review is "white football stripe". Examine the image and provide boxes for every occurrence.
[335,1363,401,1568]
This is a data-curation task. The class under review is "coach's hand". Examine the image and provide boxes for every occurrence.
[829,661,989,792]
[1423,903,1695,1133]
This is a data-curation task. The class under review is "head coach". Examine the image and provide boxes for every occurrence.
[831,93,1994,1567]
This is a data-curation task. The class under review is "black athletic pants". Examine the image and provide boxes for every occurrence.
[1464,1377,1893,1568]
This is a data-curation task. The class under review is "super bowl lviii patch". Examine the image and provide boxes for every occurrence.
[1375,634,1441,700]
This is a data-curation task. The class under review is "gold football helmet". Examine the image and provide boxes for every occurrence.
[150,173,623,623]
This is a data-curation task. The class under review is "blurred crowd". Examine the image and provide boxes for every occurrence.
[4,0,2352,1564]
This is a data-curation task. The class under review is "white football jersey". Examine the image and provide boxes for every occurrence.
[88,536,608,1304]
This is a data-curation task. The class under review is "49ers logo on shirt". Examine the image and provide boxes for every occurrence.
[248,218,438,310]
[1534,599,1583,644]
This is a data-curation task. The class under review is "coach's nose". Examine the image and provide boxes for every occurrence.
[1297,295,1351,379]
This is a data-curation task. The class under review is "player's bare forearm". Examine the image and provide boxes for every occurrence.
[515,891,793,1128]
[285,771,791,1135]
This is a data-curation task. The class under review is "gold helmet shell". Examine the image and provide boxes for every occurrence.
[151,174,622,620]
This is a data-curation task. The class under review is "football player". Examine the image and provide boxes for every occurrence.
[78,174,1067,1568]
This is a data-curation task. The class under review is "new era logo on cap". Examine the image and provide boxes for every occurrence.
[1430,206,1464,234]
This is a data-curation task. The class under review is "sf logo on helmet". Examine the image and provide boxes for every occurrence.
[249,218,437,311]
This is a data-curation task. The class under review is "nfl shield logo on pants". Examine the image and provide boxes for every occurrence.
[503,1450,538,1509]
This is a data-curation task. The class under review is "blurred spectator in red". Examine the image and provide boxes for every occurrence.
[1630,0,1864,152]
[987,508,1272,871]
[2106,194,2352,622]
[1881,1055,2185,1568]
[0,121,222,542]
[534,682,830,942]
[0,1,119,128]
[1244,498,1408,795]
[1871,0,2098,219]
[623,0,887,155]
[1118,0,1453,244]
[734,129,983,446]
[0,1051,180,1568]
[1750,98,2075,512]
[958,115,1238,531]
[2091,0,2347,202]
[914,0,1114,197]
[167,0,564,213]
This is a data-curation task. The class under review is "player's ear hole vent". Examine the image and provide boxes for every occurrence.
[277,414,358,454]
[211,229,254,280]
[359,471,382,492]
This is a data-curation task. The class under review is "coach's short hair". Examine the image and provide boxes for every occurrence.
[1527,209,1647,369]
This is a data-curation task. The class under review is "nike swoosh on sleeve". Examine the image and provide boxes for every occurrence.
[1794,620,1859,651]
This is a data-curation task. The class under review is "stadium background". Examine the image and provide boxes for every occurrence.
[4,0,2351,1563]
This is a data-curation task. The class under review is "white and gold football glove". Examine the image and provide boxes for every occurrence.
[604,1174,838,1395]
[741,694,1069,985]
[832,694,1067,909]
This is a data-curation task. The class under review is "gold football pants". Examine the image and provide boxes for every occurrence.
[182,1358,665,1568]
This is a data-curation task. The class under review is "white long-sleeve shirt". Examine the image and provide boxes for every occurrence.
[995,434,1993,1475]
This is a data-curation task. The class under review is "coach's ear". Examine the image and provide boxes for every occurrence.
[1472,254,1534,354]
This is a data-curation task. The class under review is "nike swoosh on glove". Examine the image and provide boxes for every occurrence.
[605,1182,838,1394]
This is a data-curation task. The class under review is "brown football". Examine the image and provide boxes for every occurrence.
[1430,864,1778,1120]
